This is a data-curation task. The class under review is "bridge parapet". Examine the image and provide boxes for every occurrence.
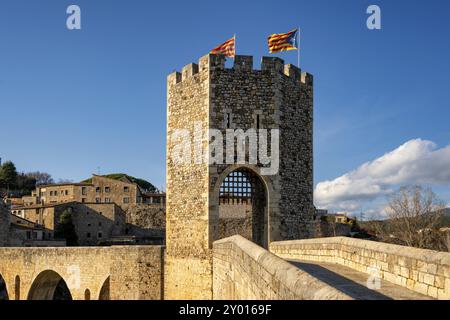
[270,237,450,300]
[213,235,352,300]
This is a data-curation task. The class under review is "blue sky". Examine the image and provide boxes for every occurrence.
[1,0,449,217]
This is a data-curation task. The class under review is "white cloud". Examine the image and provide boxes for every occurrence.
[315,139,450,214]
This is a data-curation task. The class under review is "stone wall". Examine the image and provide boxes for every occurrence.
[270,237,450,300]
[20,202,126,246]
[313,221,352,238]
[165,54,212,300]
[213,235,352,300]
[0,245,164,300]
[218,217,252,241]
[125,203,165,238]
[0,204,10,246]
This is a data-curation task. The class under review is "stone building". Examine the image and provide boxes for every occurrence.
[8,175,167,246]
[31,175,147,208]
[34,183,94,205]
[8,214,66,247]
[165,53,314,299]
[89,175,142,207]
[18,202,126,246]
[1,201,65,247]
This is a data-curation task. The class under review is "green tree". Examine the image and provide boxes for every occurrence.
[0,161,18,191]
[16,173,37,194]
[54,209,78,246]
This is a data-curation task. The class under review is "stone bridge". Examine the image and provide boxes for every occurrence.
[0,246,163,300]
[1,236,449,300]
[214,236,450,300]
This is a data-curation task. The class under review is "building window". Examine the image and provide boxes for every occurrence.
[98,232,103,239]
[95,197,100,203]
[87,223,91,227]
[105,198,111,203]
[123,197,130,204]
[98,222,102,227]
[87,232,91,238]
[65,190,69,196]
[105,187,110,193]
[82,187,87,195]
[82,198,87,203]
[96,187,100,193]
[26,231,31,240]
[124,186,129,193]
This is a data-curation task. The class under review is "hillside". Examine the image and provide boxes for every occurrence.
[82,174,158,192]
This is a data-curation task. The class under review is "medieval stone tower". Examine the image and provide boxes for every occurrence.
[165,53,314,299]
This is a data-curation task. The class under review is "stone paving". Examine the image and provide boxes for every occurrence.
[288,259,433,300]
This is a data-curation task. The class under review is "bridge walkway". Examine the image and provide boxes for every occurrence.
[288,259,432,300]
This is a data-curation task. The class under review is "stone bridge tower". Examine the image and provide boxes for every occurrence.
[165,53,314,299]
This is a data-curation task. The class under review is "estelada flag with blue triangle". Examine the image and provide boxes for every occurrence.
[267,28,298,53]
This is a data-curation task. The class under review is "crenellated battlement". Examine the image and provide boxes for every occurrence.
[167,54,313,86]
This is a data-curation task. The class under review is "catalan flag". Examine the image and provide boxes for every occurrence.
[267,29,298,53]
[210,36,236,58]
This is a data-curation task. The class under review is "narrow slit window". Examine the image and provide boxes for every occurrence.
[226,113,231,129]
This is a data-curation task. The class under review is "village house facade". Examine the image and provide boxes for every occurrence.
[5,174,166,246]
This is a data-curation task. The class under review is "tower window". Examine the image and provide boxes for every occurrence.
[225,113,231,129]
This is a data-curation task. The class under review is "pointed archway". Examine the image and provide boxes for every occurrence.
[216,167,269,248]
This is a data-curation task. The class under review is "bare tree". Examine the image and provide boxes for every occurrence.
[383,186,445,249]
[26,172,54,185]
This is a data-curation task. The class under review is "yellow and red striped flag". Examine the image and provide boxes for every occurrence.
[267,29,298,53]
[210,36,236,58]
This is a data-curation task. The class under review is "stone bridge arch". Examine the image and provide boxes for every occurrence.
[98,276,110,300]
[0,246,163,300]
[0,273,9,300]
[27,270,72,300]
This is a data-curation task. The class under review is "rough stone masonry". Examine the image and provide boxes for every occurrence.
[165,53,315,299]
